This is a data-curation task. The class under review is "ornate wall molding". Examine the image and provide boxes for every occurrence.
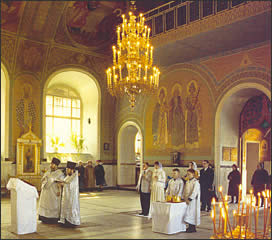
[151,1,271,48]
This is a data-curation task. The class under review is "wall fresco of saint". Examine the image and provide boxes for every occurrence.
[145,69,214,156]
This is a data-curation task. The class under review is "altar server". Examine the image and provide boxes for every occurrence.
[58,161,80,227]
[38,157,64,224]
[166,168,184,198]
[183,168,201,233]
[151,161,166,203]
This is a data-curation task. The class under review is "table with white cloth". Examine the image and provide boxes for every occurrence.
[6,178,39,235]
[151,201,187,234]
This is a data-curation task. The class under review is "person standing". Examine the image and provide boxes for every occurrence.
[183,168,201,233]
[182,161,199,182]
[76,161,85,192]
[136,162,152,216]
[166,168,184,199]
[199,160,214,212]
[38,157,64,224]
[38,158,64,223]
[58,161,80,227]
[84,160,95,191]
[227,164,241,204]
[251,163,269,207]
[94,160,106,191]
[150,161,166,203]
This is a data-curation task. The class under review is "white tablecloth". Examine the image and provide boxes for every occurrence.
[7,178,39,235]
[151,201,187,234]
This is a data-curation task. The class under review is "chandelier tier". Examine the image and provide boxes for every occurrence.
[106,9,160,110]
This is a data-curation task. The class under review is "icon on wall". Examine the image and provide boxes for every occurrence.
[104,143,110,151]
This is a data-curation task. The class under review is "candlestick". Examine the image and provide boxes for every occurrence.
[232,210,236,229]
[254,201,257,238]
[256,193,260,231]
[219,187,233,238]
[211,210,217,235]
[219,202,222,234]
[263,192,267,238]
[238,184,242,214]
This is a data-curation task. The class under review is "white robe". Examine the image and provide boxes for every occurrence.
[183,178,201,225]
[59,171,80,226]
[38,169,64,219]
[150,168,166,202]
[166,178,184,198]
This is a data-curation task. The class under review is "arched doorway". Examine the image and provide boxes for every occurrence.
[214,83,270,198]
[117,121,143,186]
[43,69,101,161]
[1,63,10,160]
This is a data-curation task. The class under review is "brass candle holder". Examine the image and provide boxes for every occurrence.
[210,185,271,239]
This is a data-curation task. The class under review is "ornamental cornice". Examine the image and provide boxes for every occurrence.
[151,1,271,48]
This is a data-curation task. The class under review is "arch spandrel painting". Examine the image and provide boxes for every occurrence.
[65,1,125,49]
[145,70,213,156]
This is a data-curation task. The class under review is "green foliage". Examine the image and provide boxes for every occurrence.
[71,132,86,153]
[50,136,65,153]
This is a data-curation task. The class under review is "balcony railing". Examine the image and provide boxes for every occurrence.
[143,0,247,38]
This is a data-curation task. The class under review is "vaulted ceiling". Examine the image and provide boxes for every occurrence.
[1,1,171,57]
[1,1,271,68]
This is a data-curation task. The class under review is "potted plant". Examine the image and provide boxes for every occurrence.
[71,132,87,161]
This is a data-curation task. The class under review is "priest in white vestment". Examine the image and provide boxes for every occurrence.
[183,168,201,233]
[166,168,184,198]
[38,157,64,223]
[58,161,80,227]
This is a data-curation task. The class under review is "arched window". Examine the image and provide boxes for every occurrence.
[45,86,82,153]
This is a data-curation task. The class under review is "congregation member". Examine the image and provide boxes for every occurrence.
[94,160,106,191]
[136,162,152,216]
[166,168,184,199]
[227,164,241,204]
[199,160,214,212]
[76,161,85,192]
[84,160,95,191]
[183,168,201,233]
[150,161,166,203]
[38,157,64,224]
[182,161,199,182]
[58,161,80,227]
[251,163,269,207]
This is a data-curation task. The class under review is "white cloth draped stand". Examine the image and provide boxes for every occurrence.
[7,178,39,235]
[151,201,187,234]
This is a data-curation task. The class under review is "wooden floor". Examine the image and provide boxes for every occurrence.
[1,190,270,239]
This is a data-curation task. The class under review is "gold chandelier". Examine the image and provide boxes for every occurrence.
[106,3,160,110]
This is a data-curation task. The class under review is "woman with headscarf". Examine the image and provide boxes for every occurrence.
[150,161,166,203]
[227,164,241,204]
[182,161,199,182]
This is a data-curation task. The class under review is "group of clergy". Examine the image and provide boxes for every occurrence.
[136,161,200,233]
[38,158,80,227]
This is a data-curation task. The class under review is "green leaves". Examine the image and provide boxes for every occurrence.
[71,132,86,153]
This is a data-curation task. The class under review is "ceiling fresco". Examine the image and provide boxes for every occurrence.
[1,1,172,55]
[65,1,126,50]
[1,1,26,33]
